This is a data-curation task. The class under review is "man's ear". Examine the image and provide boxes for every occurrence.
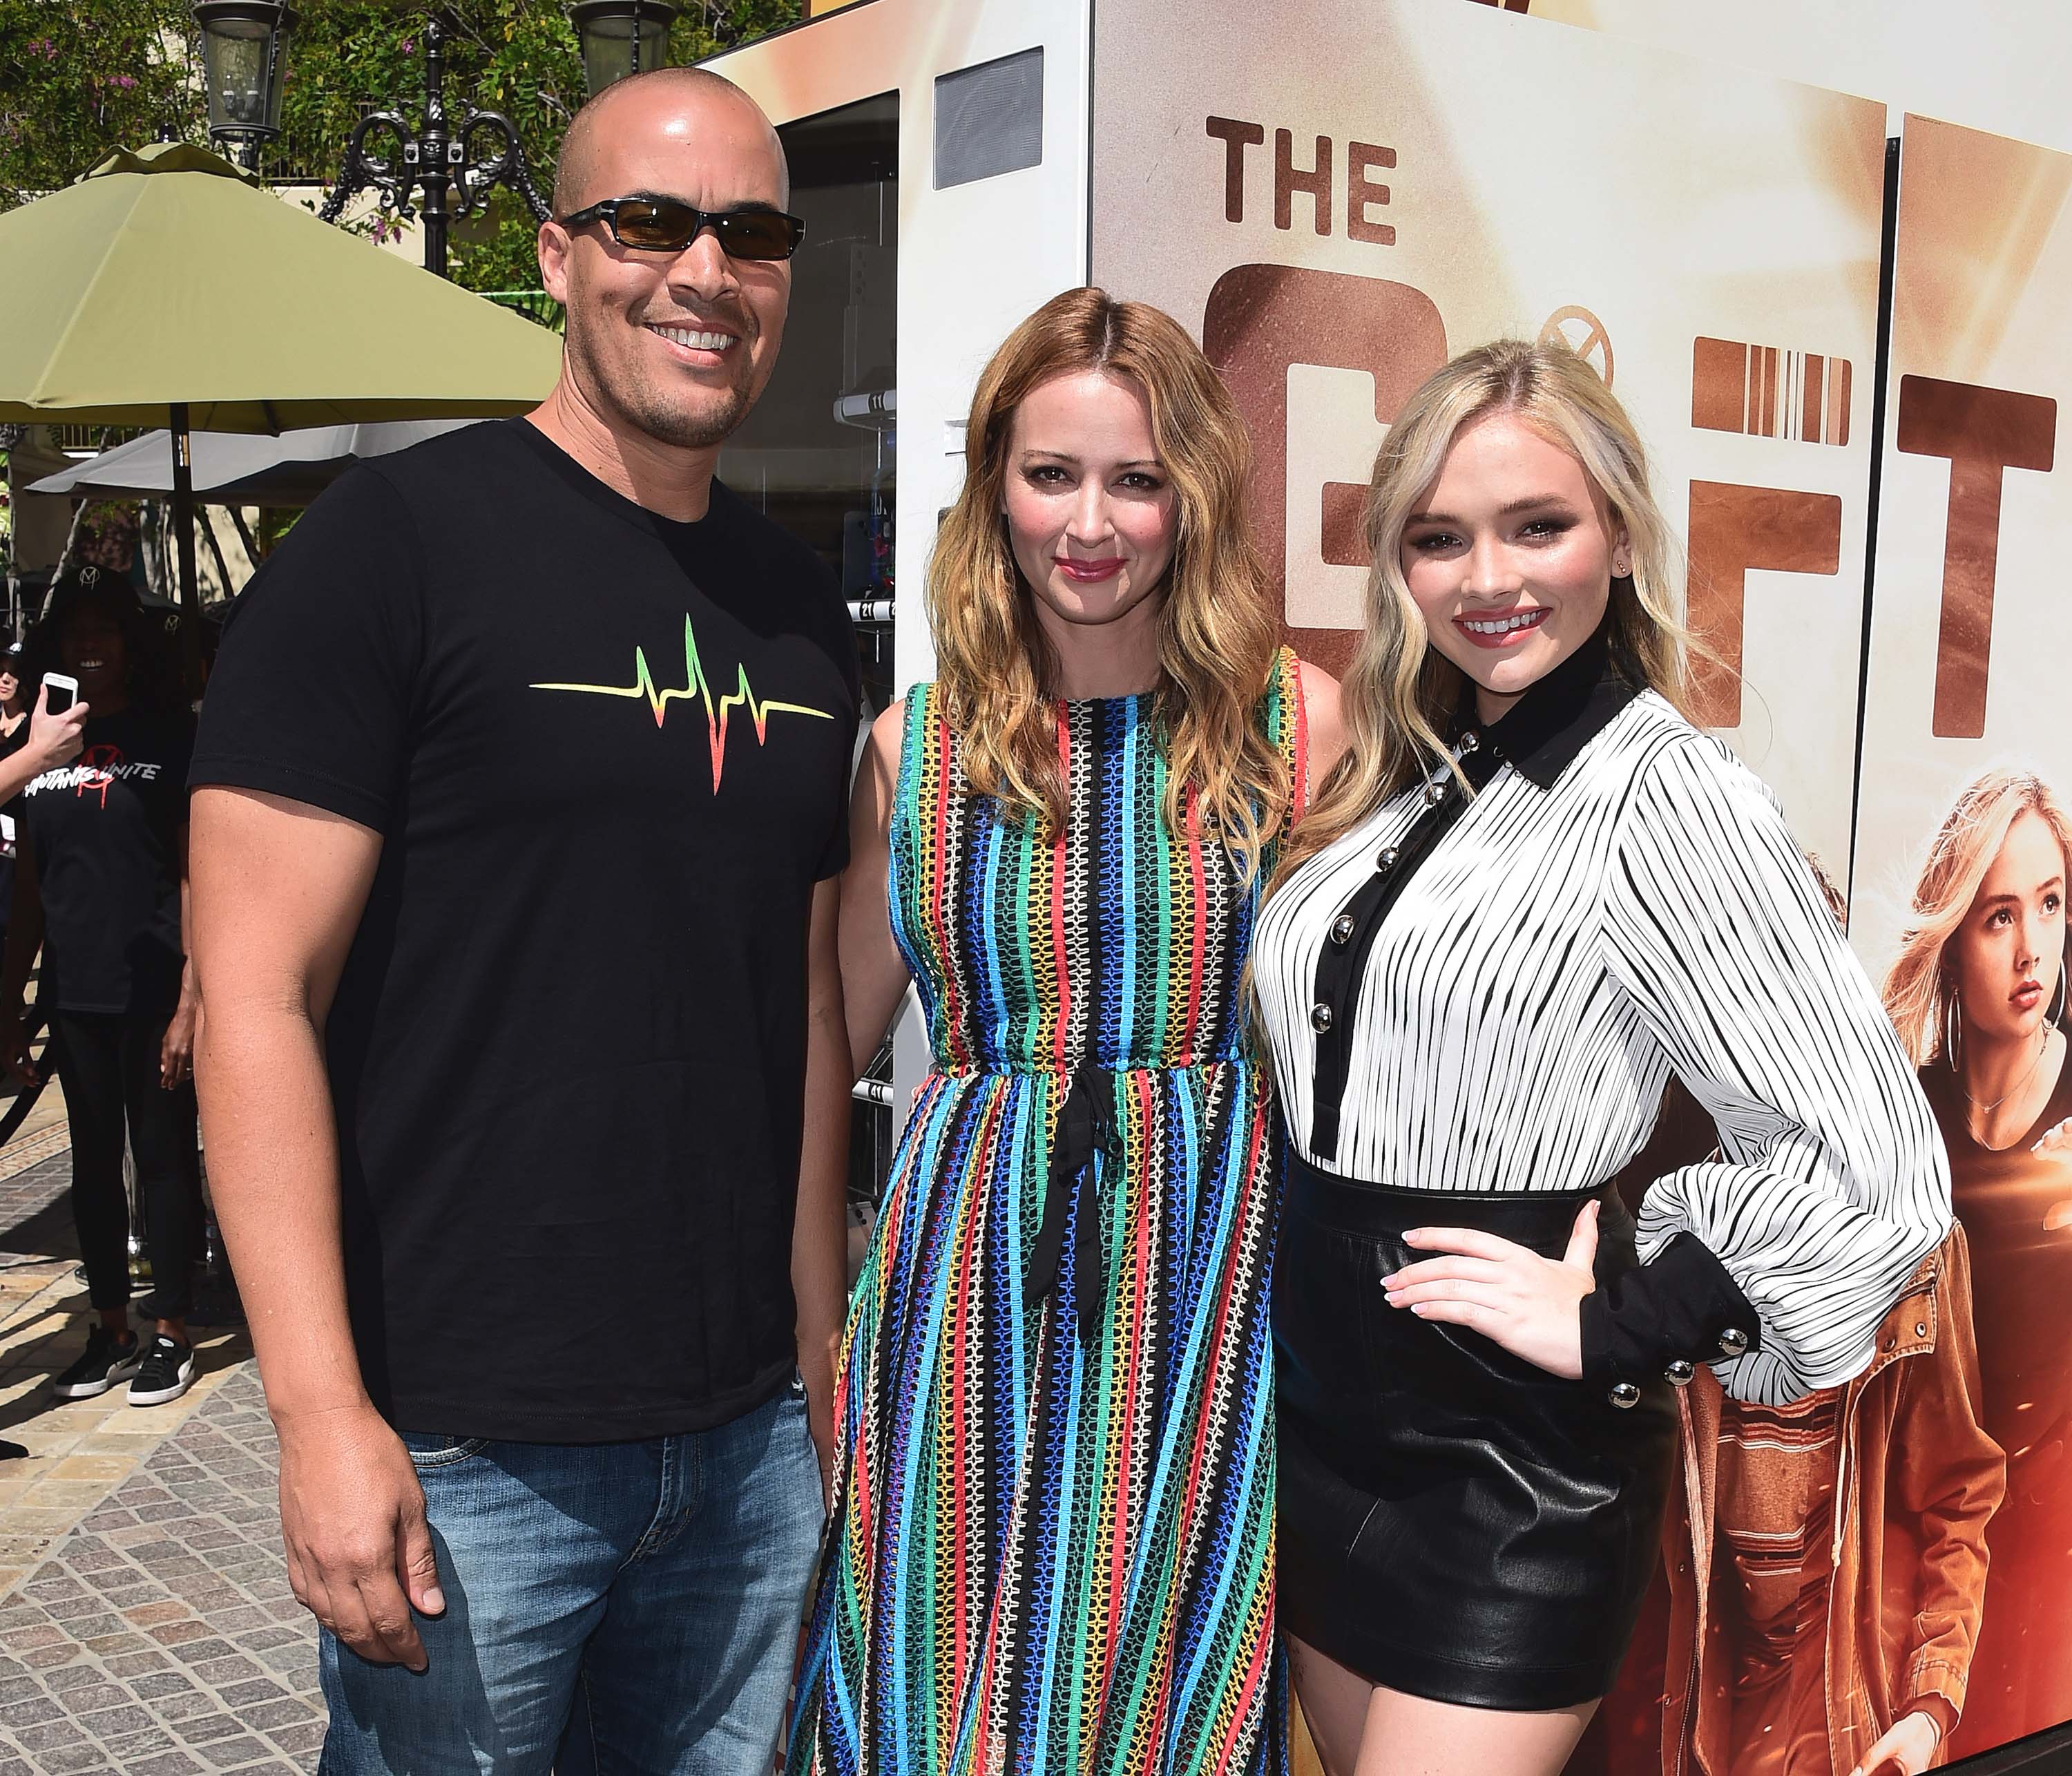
[537,222,572,305]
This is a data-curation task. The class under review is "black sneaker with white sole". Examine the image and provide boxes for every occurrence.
[126,1333,196,1407]
[51,1325,142,1399]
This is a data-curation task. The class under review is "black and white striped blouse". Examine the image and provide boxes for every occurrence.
[1255,647,1951,1407]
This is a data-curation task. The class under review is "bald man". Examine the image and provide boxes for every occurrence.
[189,70,852,1774]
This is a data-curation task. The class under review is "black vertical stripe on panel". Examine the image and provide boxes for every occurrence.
[1845,133,1904,914]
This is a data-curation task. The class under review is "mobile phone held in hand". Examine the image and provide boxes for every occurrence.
[41,673,79,715]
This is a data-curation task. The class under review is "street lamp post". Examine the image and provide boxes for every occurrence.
[318,11,550,280]
[193,1,298,172]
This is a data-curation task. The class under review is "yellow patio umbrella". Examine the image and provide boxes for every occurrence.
[0,142,560,608]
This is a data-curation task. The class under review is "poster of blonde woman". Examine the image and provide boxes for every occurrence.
[1874,772,2072,1759]
[1848,112,2072,1766]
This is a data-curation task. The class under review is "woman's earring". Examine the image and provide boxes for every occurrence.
[2051,948,2068,1027]
[1945,991,1963,1071]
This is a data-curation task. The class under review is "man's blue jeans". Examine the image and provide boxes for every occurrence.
[318,1387,824,1775]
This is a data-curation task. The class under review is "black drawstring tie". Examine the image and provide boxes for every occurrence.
[1029,1063,1117,1341]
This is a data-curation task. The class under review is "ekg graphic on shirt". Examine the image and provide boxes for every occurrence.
[530,615,834,792]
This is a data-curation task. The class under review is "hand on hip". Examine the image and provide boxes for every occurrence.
[1382,1199,1599,1379]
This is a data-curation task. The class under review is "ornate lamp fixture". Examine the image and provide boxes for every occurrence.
[192,1,298,171]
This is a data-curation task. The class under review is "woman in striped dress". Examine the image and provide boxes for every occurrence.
[788,288,1342,1776]
[1251,340,1948,1776]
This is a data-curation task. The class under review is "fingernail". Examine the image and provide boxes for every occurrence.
[423,1587,445,1614]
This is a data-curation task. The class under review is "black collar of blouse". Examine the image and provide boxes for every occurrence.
[1449,613,1644,792]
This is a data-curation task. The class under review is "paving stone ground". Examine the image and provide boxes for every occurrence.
[1,1125,314,1775]
[0,1369,319,1774]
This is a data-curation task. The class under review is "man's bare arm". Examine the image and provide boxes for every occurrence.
[839,703,911,1079]
[792,875,850,1502]
[190,785,442,1671]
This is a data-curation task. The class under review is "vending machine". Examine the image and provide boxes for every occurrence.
[706,4,2072,1766]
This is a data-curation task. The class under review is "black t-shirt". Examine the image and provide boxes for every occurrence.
[19,707,193,1016]
[191,419,858,1442]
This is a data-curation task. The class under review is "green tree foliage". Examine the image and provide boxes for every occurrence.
[0,1,198,209]
[0,1,801,292]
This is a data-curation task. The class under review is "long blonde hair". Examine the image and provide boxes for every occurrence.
[1881,768,2072,1066]
[928,288,1287,874]
[1278,338,1691,878]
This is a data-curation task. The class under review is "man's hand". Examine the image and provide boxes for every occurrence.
[160,998,198,1090]
[1848,1708,1942,1776]
[23,685,88,773]
[276,1404,445,1670]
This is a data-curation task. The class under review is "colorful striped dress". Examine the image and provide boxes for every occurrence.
[789,650,1308,1776]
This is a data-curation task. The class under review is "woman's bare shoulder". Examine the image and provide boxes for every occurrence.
[1292,657,1350,782]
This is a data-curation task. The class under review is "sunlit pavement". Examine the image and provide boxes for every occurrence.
[0,1138,321,1775]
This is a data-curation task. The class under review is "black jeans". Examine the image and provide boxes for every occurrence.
[51,1007,200,1320]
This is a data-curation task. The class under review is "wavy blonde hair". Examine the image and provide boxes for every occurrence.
[928,288,1287,875]
[1277,338,1692,878]
[1881,768,2072,1067]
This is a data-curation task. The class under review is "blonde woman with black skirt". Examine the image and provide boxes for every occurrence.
[1251,340,1950,1776]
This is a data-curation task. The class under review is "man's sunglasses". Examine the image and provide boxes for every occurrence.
[557,197,806,262]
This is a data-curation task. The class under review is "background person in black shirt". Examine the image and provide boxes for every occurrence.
[189,67,853,1776]
[0,566,203,1407]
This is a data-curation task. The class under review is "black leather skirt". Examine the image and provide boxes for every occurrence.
[1274,1153,1676,1710]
